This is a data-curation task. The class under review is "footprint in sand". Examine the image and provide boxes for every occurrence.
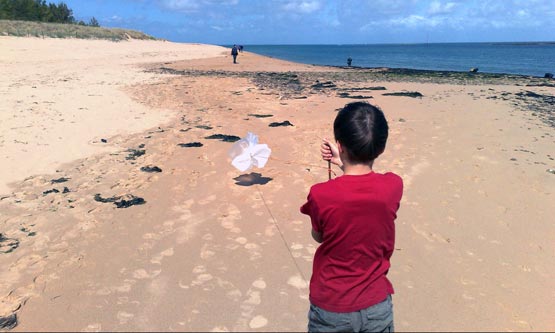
[459,277,477,286]
[234,237,247,245]
[150,247,174,265]
[252,278,267,290]
[249,315,268,329]
[191,273,214,286]
[132,268,161,279]
[218,203,242,233]
[233,278,268,330]
[114,279,136,293]
[244,242,262,261]
[81,323,102,332]
[116,311,134,325]
[287,275,308,290]
[198,194,217,205]
[200,243,216,260]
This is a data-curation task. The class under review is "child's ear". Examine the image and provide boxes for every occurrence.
[337,141,343,154]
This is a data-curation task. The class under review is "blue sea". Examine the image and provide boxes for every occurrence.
[242,43,555,77]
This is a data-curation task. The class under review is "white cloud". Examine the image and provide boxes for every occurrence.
[157,0,239,13]
[428,1,457,15]
[389,14,442,28]
[282,0,322,14]
[516,9,529,18]
[203,0,239,5]
[160,0,199,12]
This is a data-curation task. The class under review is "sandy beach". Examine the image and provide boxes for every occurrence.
[1,37,554,332]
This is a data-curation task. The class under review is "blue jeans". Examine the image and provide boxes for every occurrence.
[308,295,394,332]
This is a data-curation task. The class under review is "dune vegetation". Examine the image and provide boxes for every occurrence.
[0,19,157,41]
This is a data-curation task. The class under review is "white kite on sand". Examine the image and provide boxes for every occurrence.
[228,132,272,172]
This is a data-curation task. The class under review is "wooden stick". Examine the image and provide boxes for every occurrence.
[328,160,332,180]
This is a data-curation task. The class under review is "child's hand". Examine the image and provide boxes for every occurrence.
[321,139,342,167]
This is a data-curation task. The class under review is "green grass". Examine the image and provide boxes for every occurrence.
[0,19,157,41]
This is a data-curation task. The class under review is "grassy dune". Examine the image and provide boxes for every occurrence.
[0,19,157,41]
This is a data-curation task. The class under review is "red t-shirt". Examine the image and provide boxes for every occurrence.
[300,171,403,313]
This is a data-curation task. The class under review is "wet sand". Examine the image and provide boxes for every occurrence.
[1,38,555,331]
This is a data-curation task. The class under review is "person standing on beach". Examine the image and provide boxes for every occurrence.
[231,44,239,64]
[301,102,403,332]
[347,56,352,66]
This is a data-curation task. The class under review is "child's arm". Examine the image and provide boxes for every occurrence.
[311,229,323,243]
[321,139,343,171]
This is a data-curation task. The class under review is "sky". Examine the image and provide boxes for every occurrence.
[62,0,555,45]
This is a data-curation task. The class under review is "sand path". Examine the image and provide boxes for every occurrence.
[0,37,227,195]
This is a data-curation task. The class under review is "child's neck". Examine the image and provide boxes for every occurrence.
[342,161,374,176]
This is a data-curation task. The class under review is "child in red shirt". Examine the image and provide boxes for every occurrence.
[301,102,403,332]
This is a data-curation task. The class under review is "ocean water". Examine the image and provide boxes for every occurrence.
[242,43,555,77]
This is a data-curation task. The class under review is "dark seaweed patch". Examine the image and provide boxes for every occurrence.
[205,134,241,142]
[94,194,146,208]
[345,86,387,91]
[269,121,294,127]
[196,125,213,130]
[248,114,274,118]
[382,91,423,98]
[140,165,162,173]
[516,91,555,104]
[505,90,555,127]
[0,313,17,330]
[338,92,373,99]
[94,193,119,203]
[115,196,146,208]
[51,177,70,184]
[311,81,337,89]
[126,148,146,160]
[178,142,203,148]
[0,234,19,254]
[154,65,554,97]
[43,188,60,196]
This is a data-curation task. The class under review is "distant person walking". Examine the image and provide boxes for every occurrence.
[347,56,352,66]
[231,45,239,64]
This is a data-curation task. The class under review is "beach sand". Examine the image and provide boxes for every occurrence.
[1,37,554,331]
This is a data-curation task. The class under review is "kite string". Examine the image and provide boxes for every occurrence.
[269,134,337,179]
[255,184,309,285]
[269,156,337,178]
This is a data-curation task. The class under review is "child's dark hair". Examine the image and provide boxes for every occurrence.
[333,102,389,164]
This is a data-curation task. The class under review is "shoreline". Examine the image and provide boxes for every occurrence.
[326,65,555,81]
[1,38,554,331]
[241,41,555,78]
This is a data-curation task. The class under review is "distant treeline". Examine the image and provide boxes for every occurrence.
[0,0,99,26]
